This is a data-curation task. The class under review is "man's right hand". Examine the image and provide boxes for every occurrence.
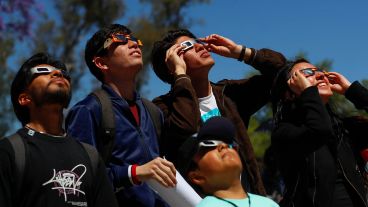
[136,157,177,187]
[165,44,187,76]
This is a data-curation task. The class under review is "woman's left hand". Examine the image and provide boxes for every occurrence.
[327,71,351,94]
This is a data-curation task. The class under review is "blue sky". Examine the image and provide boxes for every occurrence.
[137,0,368,99]
[12,0,368,101]
[4,0,368,134]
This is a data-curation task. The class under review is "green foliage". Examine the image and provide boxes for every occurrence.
[248,116,271,160]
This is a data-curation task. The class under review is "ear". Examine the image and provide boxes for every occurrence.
[188,170,206,187]
[93,56,109,71]
[18,93,31,106]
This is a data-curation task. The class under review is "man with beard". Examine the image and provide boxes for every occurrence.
[0,53,118,207]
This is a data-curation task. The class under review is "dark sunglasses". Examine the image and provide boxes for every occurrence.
[300,67,328,77]
[29,66,70,82]
[95,33,143,55]
[180,39,205,52]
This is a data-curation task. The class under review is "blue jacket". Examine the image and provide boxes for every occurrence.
[66,84,168,207]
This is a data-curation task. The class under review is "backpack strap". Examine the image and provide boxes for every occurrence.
[7,133,26,199]
[80,142,99,178]
[91,89,162,164]
[142,98,162,139]
[91,89,116,164]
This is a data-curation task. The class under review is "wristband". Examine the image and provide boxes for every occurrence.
[237,45,246,61]
[361,149,368,161]
[131,164,142,185]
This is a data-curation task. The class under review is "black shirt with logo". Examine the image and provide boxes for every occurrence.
[0,127,118,207]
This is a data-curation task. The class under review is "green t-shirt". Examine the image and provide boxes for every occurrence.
[196,193,279,207]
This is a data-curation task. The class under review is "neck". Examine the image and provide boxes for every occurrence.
[106,79,136,101]
[212,180,247,199]
[27,104,65,136]
[191,76,211,98]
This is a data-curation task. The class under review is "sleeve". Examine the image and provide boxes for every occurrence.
[66,99,135,189]
[91,157,119,207]
[152,74,201,159]
[0,139,16,207]
[345,81,368,112]
[222,48,287,126]
[248,48,287,76]
[271,87,335,156]
[343,81,368,151]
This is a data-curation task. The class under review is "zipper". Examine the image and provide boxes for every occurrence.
[337,159,367,207]
[136,127,153,160]
[312,152,316,207]
[221,81,227,107]
[290,173,300,206]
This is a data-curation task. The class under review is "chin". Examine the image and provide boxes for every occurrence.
[319,88,333,97]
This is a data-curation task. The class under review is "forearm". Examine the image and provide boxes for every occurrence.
[247,48,287,76]
[345,81,368,112]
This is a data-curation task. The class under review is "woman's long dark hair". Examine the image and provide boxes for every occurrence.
[271,58,309,127]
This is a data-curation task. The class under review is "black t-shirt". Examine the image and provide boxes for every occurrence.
[0,127,118,207]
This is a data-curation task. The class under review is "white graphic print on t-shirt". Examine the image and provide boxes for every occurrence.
[199,90,221,122]
[42,164,86,203]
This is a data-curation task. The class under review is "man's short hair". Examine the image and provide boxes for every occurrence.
[151,29,196,84]
[11,52,68,126]
[85,24,131,82]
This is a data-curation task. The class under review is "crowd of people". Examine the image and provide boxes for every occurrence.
[0,23,367,207]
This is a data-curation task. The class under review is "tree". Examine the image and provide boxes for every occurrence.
[0,0,211,136]
[0,0,41,137]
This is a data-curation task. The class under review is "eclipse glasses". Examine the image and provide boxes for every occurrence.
[198,140,238,150]
[180,39,204,52]
[96,33,143,55]
[29,65,70,81]
[300,67,328,77]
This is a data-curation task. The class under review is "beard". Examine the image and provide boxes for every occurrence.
[31,86,72,108]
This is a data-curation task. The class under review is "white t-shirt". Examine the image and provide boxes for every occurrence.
[198,89,221,122]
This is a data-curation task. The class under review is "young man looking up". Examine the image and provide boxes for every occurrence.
[0,53,118,207]
[151,29,286,194]
[180,116,279,207]
[66,24,176,207]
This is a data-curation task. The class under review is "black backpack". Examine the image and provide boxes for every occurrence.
[91,89,162,164]
[1,132,99,199]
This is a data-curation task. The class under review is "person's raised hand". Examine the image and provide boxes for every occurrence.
[136,157,177,188]
[199,34,241,58]
[165,44,186,76]
[327,71,351,95]
[288,69,313,96]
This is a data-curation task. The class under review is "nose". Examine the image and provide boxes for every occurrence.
[194,42,205,51]
[315,71,326,80]
[217,143,229,151]
[128,39,139,48]
[50,69,68,81]
[51,69,63,77]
